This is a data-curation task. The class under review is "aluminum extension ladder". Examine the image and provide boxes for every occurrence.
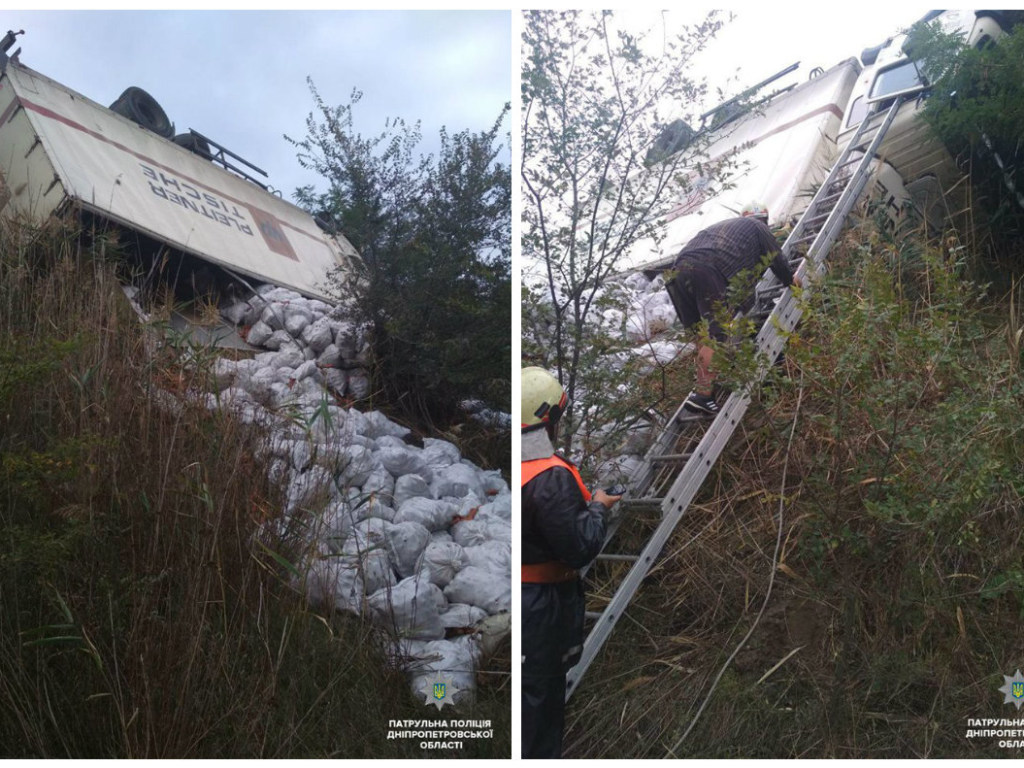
[565,95,906,701]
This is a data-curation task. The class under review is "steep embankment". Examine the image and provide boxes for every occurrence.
[563,215,1024,758]
[0,221,509,758]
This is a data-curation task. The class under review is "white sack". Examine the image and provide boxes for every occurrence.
[364,410,411,439]
[285,465,333,514]
[422,437,461,470]
[362,467,396,500]
[405,636,480,703]
[209,358,237,391]
[479,470,509,498]
[368,573,445,640]
[431,462,485,500]
[422,541,470,588]
[317,343,342,368]
[462,540,512,575]
[443,566,511,615]
[478,492,512,521]
[301,317,334,353]
[302,555,364,615]
[283,304,314,337]
[394,497,455,533]
[348,371,371,399]
[450,519,489,548]
[336,444,378,488]
[377,446,434,483]
[386,521,431,578]
[323,368,348,393]
[361,547,396,595]
[393,474,432,507]
[440,603,488,629]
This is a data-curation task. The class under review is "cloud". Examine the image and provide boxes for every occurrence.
[7,9,510,202]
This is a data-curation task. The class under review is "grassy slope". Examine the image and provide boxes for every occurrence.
[565,214,1024,758]
[0,220,509,758]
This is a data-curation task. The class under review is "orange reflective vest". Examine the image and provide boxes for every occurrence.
[520,454,591,500]
[521,454,592,583]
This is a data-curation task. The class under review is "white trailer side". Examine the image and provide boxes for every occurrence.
[622,58,860,273]
[0,60,358,302]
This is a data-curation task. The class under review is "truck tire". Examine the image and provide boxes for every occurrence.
[173,132,212,160]
[860,42,885,66]
[109,87,174,139]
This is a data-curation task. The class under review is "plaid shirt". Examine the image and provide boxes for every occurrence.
[672,217,794,286]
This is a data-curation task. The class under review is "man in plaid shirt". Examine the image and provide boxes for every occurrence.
[665,203,801,415]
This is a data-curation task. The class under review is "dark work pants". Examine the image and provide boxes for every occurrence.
[521,580,585,759]
[665,261,729,342]
[522,669,568,758]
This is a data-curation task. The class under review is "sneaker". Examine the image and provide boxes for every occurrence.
[683,391,720,415]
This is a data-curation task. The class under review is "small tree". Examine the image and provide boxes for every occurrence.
[521,9,728,450]
[288,83,511,429]
[912,15,1024,261]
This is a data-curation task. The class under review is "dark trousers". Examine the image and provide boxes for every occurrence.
[665,261,729,341]
[521,580,585,759]
[522,670,568,758]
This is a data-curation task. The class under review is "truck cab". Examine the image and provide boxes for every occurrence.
[835,10,1020,232]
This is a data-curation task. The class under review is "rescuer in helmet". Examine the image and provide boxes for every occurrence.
[664,203,801,416]
[521,366,621,759]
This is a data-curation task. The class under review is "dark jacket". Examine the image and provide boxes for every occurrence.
[521,427,608,758]
[522,461,607,569]
[673,216,794,287]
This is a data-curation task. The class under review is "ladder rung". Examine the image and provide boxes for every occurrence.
[650,452,693,462]
[814,190,844,206]
[800,210,832,227]
[756,288,785,304]
[790,230,821,246]
[836,155,865,171]
[584,610,604,621]
[621,497,663,509]
[851,129,881,148]
[860,110,893,132]
[849,126,884,151]
[596,553,640,563]
[674,412,706,424]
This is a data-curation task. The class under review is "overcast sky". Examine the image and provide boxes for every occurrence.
[1,6,958,216]
[627,6,938,118]
[4,10,511,204]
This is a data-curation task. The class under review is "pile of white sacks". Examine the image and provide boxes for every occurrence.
[190,284,511,703]
[526,271,695,491]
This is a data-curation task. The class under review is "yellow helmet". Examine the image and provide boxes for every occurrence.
[521,366,568,429]
[741,201,769,222]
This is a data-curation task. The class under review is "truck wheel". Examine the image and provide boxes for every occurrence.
[109,87,174,139]
[173,132,213,160]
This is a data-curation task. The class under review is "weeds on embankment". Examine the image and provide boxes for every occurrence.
[0,219,509,758]
[565,214,1024,758]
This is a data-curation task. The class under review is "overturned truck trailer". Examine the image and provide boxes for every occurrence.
[0,31,359,309]
[617,57,861,275]
[633,9,1024,276]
